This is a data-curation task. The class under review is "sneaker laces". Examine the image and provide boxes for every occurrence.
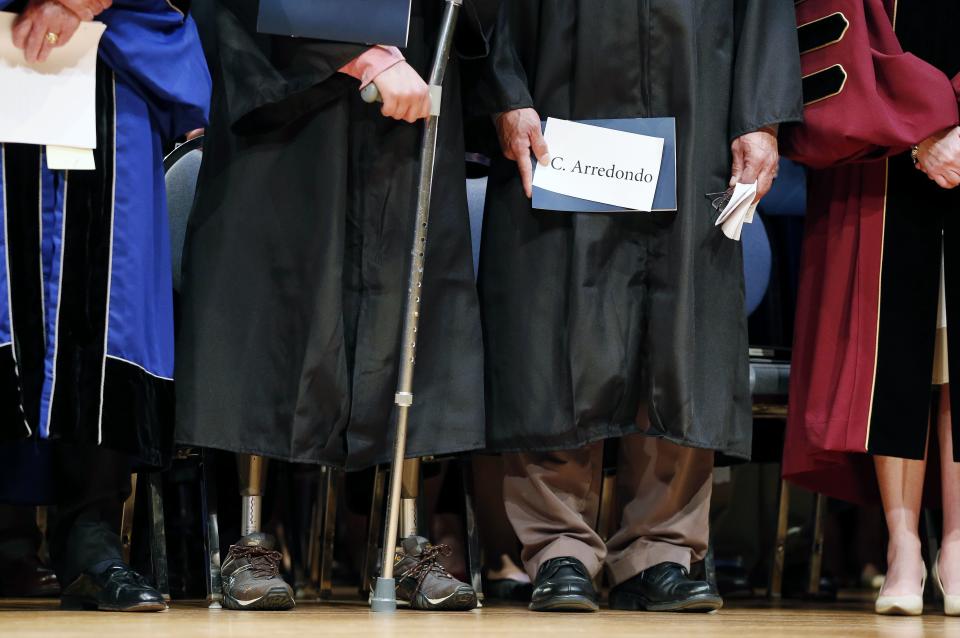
[398,543,455,600]
[228,545,283,579]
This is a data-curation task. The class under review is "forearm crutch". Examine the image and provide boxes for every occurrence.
[362,0,463,613]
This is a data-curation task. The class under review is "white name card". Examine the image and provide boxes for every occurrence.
[532,117,665,212]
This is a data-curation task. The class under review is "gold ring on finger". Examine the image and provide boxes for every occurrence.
[45,32,59,45]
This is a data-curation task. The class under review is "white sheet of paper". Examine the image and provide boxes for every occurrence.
[715,182,758,241]
[532,118,665,212]
[0,13,106,149]
[46,145,96,171]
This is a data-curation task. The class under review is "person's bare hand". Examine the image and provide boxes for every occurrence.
[12,0,81,64]
[371,61,430,123]
[730,129,780,203]
[185,128,204,141]
[495,108,549,198]
[917,126,960,190]
[56,0,111,21]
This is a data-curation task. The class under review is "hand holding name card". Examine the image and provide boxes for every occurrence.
[496,108,550,198]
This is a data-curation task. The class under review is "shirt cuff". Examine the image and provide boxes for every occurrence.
[338,46,405,89]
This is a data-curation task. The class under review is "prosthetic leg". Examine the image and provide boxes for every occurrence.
[399,458,421,540]
[220,453,294,611]
[237,455,268,537]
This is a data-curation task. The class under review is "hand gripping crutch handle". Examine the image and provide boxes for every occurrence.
[360,83,382,104]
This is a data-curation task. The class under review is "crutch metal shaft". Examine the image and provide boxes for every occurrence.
[370,0,463,613]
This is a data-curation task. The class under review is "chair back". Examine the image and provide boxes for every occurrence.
[163,137,204,292]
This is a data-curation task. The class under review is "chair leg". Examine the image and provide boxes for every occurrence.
[319,468,341,600]
[35,507,49,564]
[146,472,170,600]
[362,465,387,595]
[201,449,223,609]
[121,473,139,565]
[768,479,790,600]
[596,470,616,542]
[306,472,323,598]
[705,539,718,592]
[460,459,484,601]
[806,492,826,597]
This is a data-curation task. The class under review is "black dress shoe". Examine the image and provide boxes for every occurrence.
[714,558,753,598]
[530,557,598,612]
[609,562,723,612]
[0,556,60,597]
[61,564,167,612]
[485,577,534,602]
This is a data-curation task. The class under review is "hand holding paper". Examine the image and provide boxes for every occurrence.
[715,182,759,241]
[11,0,81,63]
[729,129,779,203]
[0,12,105,151]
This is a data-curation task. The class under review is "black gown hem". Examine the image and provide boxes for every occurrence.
[485,424,751,459]
[484,421,642,454]
[173,436,487,471]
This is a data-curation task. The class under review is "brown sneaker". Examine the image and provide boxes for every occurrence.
[394,536,478,611]
[221,533,294,611]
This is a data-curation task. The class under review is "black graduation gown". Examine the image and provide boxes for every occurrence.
[476,0,803,459]
[175,0,495,470]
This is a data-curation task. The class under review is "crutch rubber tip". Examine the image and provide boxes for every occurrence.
[370,577,397,613]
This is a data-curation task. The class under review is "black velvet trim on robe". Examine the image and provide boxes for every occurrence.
[867,153,960,461]
[1,144,45,438]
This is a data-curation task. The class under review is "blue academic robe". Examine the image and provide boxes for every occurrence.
[0,0,210,474]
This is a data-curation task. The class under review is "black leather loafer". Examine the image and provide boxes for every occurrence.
[60,564,167,612]
[529,556,598,612]
[609,562,723,612]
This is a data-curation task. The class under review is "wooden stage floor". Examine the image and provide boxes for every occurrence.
[1,597,959,637]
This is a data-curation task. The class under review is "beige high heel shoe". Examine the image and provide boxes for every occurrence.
[875,563,926,616]
[933,552,960,616]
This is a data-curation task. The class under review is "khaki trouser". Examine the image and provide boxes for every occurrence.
[503,434,713,587]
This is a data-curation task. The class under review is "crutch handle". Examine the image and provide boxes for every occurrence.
[361,83,382,104]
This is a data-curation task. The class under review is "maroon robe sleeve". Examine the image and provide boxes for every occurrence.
[781,0,959,169]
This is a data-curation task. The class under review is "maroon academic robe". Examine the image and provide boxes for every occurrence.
[781,0,960,504]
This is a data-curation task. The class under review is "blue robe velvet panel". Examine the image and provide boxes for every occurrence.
[0,0,210,468]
